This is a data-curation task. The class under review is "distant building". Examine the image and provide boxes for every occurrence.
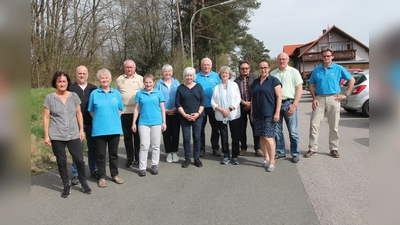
[283,25,369,80]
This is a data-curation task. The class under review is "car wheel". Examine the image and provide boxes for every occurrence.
[344,108,358,113]
[362,100,369,117]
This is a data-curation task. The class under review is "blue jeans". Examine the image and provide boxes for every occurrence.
[180,116,203,159]
[72,125,97,176]
[275,100,300,157]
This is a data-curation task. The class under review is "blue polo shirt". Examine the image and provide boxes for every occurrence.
[155,77,180,110]
[88,87,124,136]
[309,62,352,95]
[251,76,282,118]
[194,71,221,108]
[135,89,165,126]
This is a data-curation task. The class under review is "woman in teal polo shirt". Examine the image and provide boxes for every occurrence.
[88,68,125,187]
[132,74,166,177]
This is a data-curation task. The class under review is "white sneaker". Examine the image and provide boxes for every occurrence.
[172,153,179,162]
[166,153,173,163]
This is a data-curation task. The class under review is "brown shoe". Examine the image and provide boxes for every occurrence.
[98,178,107,188]
[330,150,340,158]
[239,149,246,156]
[112,176,124,184]
[255,149,263,157]
[304,150,317,158]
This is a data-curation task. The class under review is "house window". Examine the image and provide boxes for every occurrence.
[336,45,343,51]
[321,45,328,51]
[347,43,353,50]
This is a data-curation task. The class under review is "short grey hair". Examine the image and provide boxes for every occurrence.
[162,64,173,73]
[201,57,212,66]
[183,67,196,80]
[218,66,233,79]
[96,68,112,80]
[123,59,136,68]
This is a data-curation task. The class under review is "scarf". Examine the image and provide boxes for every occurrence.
[219,80,233,124]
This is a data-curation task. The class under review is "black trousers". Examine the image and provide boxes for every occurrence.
[239,109,260,151]
[95,135,120,178]
[51,139,86,186]
[218,118,240,158]
[121,114,140,163]
[200,107,220,151]
[162,114,180,153]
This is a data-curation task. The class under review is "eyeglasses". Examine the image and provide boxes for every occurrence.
[258,67,269,70]
[322,55,333,58]
[240,67,250,70]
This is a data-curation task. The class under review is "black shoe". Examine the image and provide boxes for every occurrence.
[194,158,203,167]
[182,159,191,168]
[90,171,100,180]
[200,150,205,157]
[81,181,92,194]
[213,149,221,157]
[61,184,71,198]
[125,161,133,168]
[274,154,286,160]
[71,176,79,186]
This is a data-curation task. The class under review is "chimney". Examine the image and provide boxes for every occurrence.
[322,29,326,34]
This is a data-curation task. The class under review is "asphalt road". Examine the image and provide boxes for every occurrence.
[31,92,368,225]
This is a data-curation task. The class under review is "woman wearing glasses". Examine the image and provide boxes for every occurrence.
[250,60,282,172]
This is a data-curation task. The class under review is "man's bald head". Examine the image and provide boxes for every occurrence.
[75,65,89,85]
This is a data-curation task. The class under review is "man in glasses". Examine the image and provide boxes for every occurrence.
[270,53,303,163]
[234,61,262,157]
[306,49,355,158]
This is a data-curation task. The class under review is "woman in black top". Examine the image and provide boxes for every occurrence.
[175,67,205,168]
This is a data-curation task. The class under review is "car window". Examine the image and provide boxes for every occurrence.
[343,74,367,86]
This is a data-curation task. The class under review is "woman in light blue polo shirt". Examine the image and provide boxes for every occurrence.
[132,74,166,177]
[88,68,125,187]
[155,64,181,163]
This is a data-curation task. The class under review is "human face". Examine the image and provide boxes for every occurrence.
[144,78,154,91]
[277,53,289,70]
[55,75,68,91]
[184,74,194,84]
[220,70,230,82]
[258,62,270,77]
[98,74,111,87]
[162,69,172,80]
[322,51,334,65]
[124,61,136,76]
[201,59,212,75]
[239,63,250,76]
[75,66,88,85]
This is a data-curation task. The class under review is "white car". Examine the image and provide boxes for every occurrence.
[341,70,369,117]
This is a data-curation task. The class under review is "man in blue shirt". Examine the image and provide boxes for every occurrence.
[194,58,221,157]
[306,49,355,158]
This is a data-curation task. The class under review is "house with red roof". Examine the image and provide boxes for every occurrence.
[284,25,369,80]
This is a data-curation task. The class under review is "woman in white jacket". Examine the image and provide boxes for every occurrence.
[211,66,241,165]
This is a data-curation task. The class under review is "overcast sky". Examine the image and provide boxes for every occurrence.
[247,0,369,59]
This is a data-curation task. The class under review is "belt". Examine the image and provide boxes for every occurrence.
[282,98,294,103]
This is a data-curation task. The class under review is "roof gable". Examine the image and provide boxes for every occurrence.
[298,25,369,57]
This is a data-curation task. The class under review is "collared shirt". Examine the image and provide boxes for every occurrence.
[134,89,165,126]
[116,73,144,114]
[270,66,303,100]
[194,70,221,108]
[241,76,250,102]
[309,63,352,95]
[43,92,81,141]
[88,87,124,136]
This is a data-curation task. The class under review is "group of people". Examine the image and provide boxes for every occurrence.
[43,49,355,198]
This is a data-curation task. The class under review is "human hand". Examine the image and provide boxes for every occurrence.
[132,124,137,133]
[286,104,296,116]
[161,123,167,132]
[334,94,347,102]
[44,135,51,146]
[312,99,319,110]
[79,130,85,142]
